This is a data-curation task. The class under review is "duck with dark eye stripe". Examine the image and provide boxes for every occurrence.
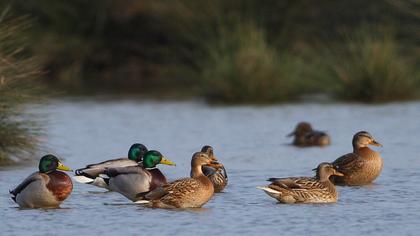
[288,122,331,147]
[195,145,228,192]
[257,163,343,204]
[10,155,73,208]
[73,143,148,189]
[330,131,383,186]
[100,150,176,202]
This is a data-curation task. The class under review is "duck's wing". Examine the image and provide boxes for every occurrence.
[103,165,144,177]
[143,178,199,200]
[268,177,330,202]
[203,164,228,179]
[267,177,315,190]
[75,158,137,178]
[332,153,363,174]
[217,165,228,179]
[9,172,43,201]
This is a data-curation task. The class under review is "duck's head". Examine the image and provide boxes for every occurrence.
[200,145,218,161]
[352,131,382,150]
[191,152,222,169]
[128,143,148,162]
[313,162,343,181]
[288,122,313,137]
[39,154,72,173]
[142,150,176,168]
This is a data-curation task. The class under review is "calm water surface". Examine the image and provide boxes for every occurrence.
[1,98,420,235]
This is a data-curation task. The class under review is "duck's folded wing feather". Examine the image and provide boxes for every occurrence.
[10,172,43,197]
[103,166,143,177]
[145,178,200,200]
[218,166,228,179]
[75,158,137,178]
[332,153,364,173]
[267,177,316,189]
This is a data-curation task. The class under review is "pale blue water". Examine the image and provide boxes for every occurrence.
[1,98,419,235]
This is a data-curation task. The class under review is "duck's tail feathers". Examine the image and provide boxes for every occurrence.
[267,178,281,182]
[72,175,94,184]
[134,200,150,204]
[9,190,16,202]
[257,186,280,194]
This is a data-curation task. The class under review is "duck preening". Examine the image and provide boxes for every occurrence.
[194,145,228,192]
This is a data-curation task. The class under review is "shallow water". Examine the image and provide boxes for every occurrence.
[1,98,420,235]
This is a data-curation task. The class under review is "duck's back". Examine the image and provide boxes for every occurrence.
[152,176,214,208]
[266,177,337,203]
[294,131,330,147]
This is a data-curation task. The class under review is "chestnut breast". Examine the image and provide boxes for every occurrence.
[148,168,168,191]
[46,171,73,201]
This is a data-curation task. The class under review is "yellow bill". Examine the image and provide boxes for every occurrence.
[159,157,176,166]
[57,161,72,171]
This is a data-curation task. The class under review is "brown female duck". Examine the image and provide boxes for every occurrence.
[331,131,383,186]
[288,122,331,147]
[10,155,73,208]
[257,163,343,204]
[194,145,228,192]
[137,152,219,208]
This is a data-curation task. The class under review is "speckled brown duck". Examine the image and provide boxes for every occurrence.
[137,152,220,208]
[288,122,331,147]
[257,162,343,204]
[195,145,228,192]
[100,150,175,201]
[10,155,73,208]
[330,131,383,186]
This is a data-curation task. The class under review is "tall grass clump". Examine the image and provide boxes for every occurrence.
[320,29,419,102]
[0,15,44,165]
[199,22,303,103]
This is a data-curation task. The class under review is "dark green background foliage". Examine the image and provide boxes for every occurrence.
[2,0,420,102]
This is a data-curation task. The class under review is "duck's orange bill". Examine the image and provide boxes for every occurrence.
[371,140,382,147]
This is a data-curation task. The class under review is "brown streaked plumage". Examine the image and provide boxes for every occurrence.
[288,122,331,147]
[331,131,383,186]
[10,155,73,208]
[140,152,217,208]
[196,145,228,192]
[257,163,343,204]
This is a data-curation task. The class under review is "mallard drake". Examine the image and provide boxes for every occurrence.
[101,150,175,202]
[73,143,148,188]
[10,155,73,208]
[331,131,383,186]
[137,152,220,208]
[194,145,228,192]
[288,122,331,147]
[257,163,343,204]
